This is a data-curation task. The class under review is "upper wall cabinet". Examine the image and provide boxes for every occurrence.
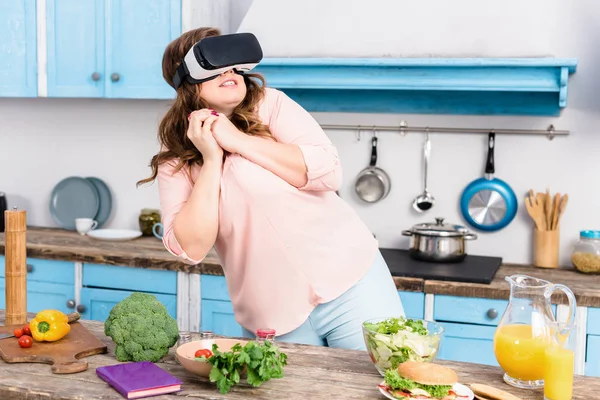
[46,0,181,99]
[0,0,37,97]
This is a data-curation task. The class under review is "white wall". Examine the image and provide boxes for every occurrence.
[1,0,599,266]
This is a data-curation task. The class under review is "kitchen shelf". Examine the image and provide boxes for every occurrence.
[254,57,578,116]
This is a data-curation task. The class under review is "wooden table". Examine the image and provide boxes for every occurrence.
[0,312,598,399]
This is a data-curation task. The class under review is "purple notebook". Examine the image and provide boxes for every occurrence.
[96,361,183,399]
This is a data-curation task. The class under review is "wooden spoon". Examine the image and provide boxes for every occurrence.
[525,190,545,231]
[545,188,553,230]
[527,190,546,230]
[556,194,569,228]
[551,192,561,230]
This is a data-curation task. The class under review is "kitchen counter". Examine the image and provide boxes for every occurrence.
[0,310,598,399]
[1,227,600,307]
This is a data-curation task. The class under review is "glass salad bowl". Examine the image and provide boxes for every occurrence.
[362,317,444,376]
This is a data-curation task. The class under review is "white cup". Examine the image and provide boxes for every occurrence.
[75,218,98,235]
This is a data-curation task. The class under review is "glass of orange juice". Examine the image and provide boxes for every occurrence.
[544,322,577,400]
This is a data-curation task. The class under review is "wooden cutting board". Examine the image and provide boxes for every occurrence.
[0,312,107,374]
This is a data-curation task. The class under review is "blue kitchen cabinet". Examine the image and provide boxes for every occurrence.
[46,0,105,97]
[587,335,600,377]
[399,291,424,320]
[79,287,177,322]
[46,0,181,99]
[0,0,37,97]
[80,263,177,321]
[437,321,499,366]
[434,295,557,366]
[0,256,75,314]
[106,0,181,99]
[201,275,244,336]
[201,299,244,338]
[587,307,600,377]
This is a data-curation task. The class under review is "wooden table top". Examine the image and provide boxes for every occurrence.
[0,311,598,399]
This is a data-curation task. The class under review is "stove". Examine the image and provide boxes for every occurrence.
[380,248,502,284]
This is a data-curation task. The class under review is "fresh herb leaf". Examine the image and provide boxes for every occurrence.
[205,340,288,394]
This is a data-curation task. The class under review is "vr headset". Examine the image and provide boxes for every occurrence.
[172,32,263,89]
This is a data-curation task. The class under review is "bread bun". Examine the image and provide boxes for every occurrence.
[397,361,458,386]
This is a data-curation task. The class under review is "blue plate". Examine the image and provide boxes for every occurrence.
[49,177,100,230]
[86,177,113,228]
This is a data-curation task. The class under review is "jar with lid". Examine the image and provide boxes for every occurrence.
[255,328,276,344]
[572,230,600,274]
[139,208,161,237]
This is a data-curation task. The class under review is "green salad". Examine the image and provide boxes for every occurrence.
[363,317,440,371]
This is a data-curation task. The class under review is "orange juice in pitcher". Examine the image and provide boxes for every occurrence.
[493,275,576,389]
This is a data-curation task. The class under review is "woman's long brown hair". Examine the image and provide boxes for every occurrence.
[137,27,272,186]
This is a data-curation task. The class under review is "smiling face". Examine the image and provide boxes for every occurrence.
[199,69,247,116]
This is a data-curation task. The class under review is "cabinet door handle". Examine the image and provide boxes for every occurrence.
[66,299,76,309]
[111,73,120,82]
[76,304,87,313]
[486,308,498,319]
[91,72,101,81]
[26,264,33,273]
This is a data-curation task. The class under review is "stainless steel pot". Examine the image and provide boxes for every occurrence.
[401,217,478,263]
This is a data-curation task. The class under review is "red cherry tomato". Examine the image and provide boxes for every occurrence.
[13,328,23,338]
[194,349,213,358]
[22,324,31,336]
[18,335,33,348]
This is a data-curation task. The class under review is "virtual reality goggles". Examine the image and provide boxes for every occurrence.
[172,32,263,89]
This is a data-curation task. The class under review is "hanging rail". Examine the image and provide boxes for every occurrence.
[320,120,569,140]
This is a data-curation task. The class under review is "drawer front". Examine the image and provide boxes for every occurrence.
[437,321,499,366]
[399,291,425,320]
[79,287,177,322]
[201,275,231,301]
[0,278,74,314]
[587,308,600,336]
[83,263,177,295]
[587,335,600,377]
[0,256,74,284]
[434,295,508,326]
[201,299,243,337]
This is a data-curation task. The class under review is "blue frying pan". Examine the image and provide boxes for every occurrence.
[460,133,517,232]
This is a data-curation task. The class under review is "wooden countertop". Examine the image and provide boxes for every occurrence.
[0,311,597,399]
[1,227,600,307]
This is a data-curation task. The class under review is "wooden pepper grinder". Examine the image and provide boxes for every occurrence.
[4,207,27,325]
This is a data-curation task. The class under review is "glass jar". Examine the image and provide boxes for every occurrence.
[572,230,600,274]
[177,331,193,347]
[199,331,215,340]
[139,208,161,237]
[255,328,276,345]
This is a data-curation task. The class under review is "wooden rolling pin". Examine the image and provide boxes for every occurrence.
[4,207,27,325]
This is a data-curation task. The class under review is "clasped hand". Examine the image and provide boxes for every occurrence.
[187,108,247,161]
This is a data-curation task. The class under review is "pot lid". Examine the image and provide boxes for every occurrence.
[409,217,471,237]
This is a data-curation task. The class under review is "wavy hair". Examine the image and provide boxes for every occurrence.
[138,27,272,186]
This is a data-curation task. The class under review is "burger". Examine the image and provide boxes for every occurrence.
[379,361,464,399]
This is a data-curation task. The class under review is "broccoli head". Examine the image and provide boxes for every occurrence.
[104,292,179,363]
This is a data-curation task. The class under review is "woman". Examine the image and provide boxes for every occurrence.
[139,27,404,350]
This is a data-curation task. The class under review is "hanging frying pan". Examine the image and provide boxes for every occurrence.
[460,132,517,232]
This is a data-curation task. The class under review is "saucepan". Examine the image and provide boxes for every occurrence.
[402,217,478,263]
[354,130,391,203]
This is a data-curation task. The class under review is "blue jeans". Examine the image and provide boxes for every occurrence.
[242,250,405,350]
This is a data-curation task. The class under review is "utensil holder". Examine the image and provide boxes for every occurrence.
[534,228,559,268]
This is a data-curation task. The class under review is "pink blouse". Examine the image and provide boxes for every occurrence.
[157,88,378,335]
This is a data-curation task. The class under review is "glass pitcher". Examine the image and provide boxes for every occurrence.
[493,274,576,390]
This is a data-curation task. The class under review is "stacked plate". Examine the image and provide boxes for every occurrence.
[49,176,113,230]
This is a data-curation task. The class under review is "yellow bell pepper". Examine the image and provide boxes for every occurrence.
[29,310,71,342]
